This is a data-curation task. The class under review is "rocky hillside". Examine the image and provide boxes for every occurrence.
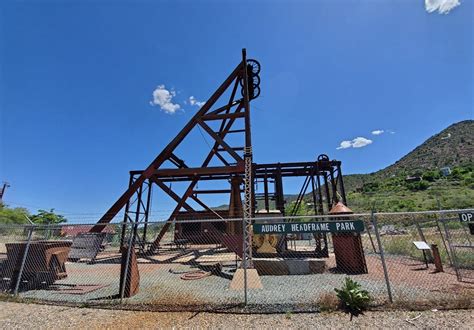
[342,120,473,192]
[375,120,473,178]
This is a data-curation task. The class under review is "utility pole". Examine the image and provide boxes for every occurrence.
[0,182,10,204]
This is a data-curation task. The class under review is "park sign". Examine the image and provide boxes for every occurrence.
[458,211,474,235]
[458,211,473,223]
[253,220,364,235]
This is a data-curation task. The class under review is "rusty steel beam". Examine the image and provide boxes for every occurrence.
[153,164,244,178]
[214,151,230,166]
[197,119,243,162]
[151,178,194,212]
[150,95,246,248]
[201,112,245,121]
[206,100,241,116]
[129,161,340,181]
[193,189,233,194]
[169,153,188,168]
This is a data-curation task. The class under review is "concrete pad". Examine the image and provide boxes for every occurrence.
[254,258,289,275]
[254,258,326,275]
[230,268,263,290]
[286,259,310,274]
[196,253,236,264]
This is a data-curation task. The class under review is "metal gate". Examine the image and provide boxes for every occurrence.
[439,213,474,282]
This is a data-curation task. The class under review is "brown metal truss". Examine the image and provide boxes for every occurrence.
[91,49,347,257]
[91,49,257,236]
[118,159,346,251]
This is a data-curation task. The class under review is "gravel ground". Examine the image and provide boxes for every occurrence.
[17,259,451,308]
[0,302,473,329]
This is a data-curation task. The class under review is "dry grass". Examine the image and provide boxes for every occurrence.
[318,292,340,312]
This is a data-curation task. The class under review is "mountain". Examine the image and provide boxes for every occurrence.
[294,120,474,213]
[343,120,474,193]
[376,120,473,177]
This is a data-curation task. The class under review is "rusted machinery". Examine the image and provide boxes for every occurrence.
[90,49,350,261]
[3,241,72,290]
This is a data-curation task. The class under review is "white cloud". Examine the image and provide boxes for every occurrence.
[336,141,352,150]
[352,137,373,148]
[425,0,460,14]
[371,130,384,136]
[189,96,205,108]
[150,85,181,114]
[336,137,373,150]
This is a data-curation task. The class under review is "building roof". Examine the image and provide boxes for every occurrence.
[329,202,354,214]
[60,225,115,237]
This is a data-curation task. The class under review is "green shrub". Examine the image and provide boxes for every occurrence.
[423,170,441,182]
[406,181,429,191]
[334,278,371,318]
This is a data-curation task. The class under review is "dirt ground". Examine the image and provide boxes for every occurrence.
[0,302,473,329]
[10,246,472,309]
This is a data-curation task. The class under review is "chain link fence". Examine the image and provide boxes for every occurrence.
[0,209,472,312]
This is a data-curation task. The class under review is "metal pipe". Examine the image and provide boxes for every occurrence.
[142,180,152,244]
[14,225,34,296]
[371,211,393,303]
[242,216,248,305]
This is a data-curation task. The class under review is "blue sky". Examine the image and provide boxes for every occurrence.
[1,0,472,222]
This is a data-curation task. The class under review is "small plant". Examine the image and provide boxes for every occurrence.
[334,278,371,319]
[285,311,292,319]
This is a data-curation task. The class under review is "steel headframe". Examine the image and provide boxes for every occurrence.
[91,49,348,264]
[91,49,259,258]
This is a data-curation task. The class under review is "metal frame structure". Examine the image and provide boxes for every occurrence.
[91,49,347,260]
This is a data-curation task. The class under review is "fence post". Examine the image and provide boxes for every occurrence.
[120,222,136,303]
[434,216,453,266]
[242,217,248,306]
[440,216,462,281]
[13,225,34,296]
[371,211,393,303]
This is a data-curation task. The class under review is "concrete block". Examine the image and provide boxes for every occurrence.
[230,268,263,290]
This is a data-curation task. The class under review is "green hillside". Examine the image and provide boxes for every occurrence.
[291,120,474,213]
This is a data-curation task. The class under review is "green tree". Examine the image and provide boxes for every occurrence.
[30,209,67,225]
[406,181,429,192]
[0,205,31,224]
[423,170,440,182]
